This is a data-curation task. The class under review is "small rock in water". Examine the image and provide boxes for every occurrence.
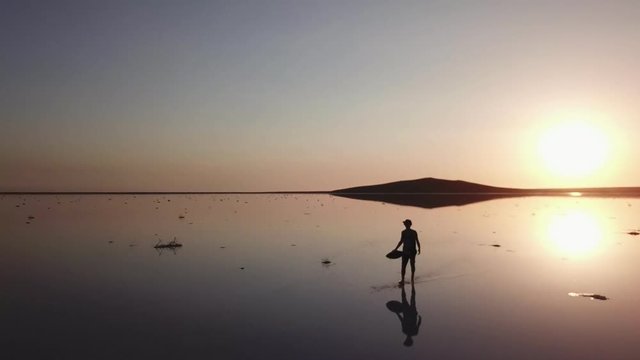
[321,259,332,265]
[240,267,245,270]
[491,244,501,247]
[627,231,639,236]
[568,292,609,301]
[27,215,35,219]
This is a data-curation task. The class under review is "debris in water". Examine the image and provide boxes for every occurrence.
[568,292,609,301]
[27,216,35,220]
[491,244,501,247]
[178,215,185,219]
[240,267,245,270]
[154,237,183,249]
[627,231,639,236]
[321,258,332,266]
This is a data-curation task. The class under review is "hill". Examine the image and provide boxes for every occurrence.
[332,177,519,194]
[331,177,640,209]
[332,177,640,195]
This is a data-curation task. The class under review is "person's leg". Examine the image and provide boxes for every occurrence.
[409,255,416,283]
[400,256,409,284]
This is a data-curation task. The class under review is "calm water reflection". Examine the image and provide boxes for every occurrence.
[546,209,604,257]
[386,284,421,347]
[2,194,640,359]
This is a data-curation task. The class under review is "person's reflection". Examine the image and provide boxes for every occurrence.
[386,283,421,347]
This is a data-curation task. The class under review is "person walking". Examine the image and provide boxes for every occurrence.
[394,219,421,285]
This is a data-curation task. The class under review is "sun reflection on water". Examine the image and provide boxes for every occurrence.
[546,210,603,257]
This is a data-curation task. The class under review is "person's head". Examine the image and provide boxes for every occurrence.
[403,219,412,228]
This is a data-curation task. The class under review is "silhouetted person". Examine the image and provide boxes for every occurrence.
[394,219,421,285]
[387,284,421,347]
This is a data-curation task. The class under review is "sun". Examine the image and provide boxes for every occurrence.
[537,121,609,179]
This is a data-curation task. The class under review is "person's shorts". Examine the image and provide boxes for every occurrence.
[402,251,417,260]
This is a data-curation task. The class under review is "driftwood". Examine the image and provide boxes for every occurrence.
[154,237,183,249]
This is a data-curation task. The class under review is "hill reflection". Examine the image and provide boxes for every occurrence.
[332,193,522,209]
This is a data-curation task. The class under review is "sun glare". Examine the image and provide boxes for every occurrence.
[537,121,609,179]
[547,210,603,257]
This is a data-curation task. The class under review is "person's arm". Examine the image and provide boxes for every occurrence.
[394,237,403,250]
[416,232,421,254]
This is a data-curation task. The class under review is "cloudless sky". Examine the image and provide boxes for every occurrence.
[2,0,639,191]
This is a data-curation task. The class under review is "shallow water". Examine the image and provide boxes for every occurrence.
[2,194,640,359]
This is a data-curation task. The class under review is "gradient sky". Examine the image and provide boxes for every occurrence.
[2,0,639,191]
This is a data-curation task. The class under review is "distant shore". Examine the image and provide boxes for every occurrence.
[3,176,640,196]
[0,191,329,195]
[331,177,640,197]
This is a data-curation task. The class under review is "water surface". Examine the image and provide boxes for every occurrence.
[2,194,639,359]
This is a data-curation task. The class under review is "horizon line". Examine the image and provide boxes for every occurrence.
[3,178,640,195]
[4,188,640,196]
[0,191,331,195]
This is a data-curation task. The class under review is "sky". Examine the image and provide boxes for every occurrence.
[2,0,640,192]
